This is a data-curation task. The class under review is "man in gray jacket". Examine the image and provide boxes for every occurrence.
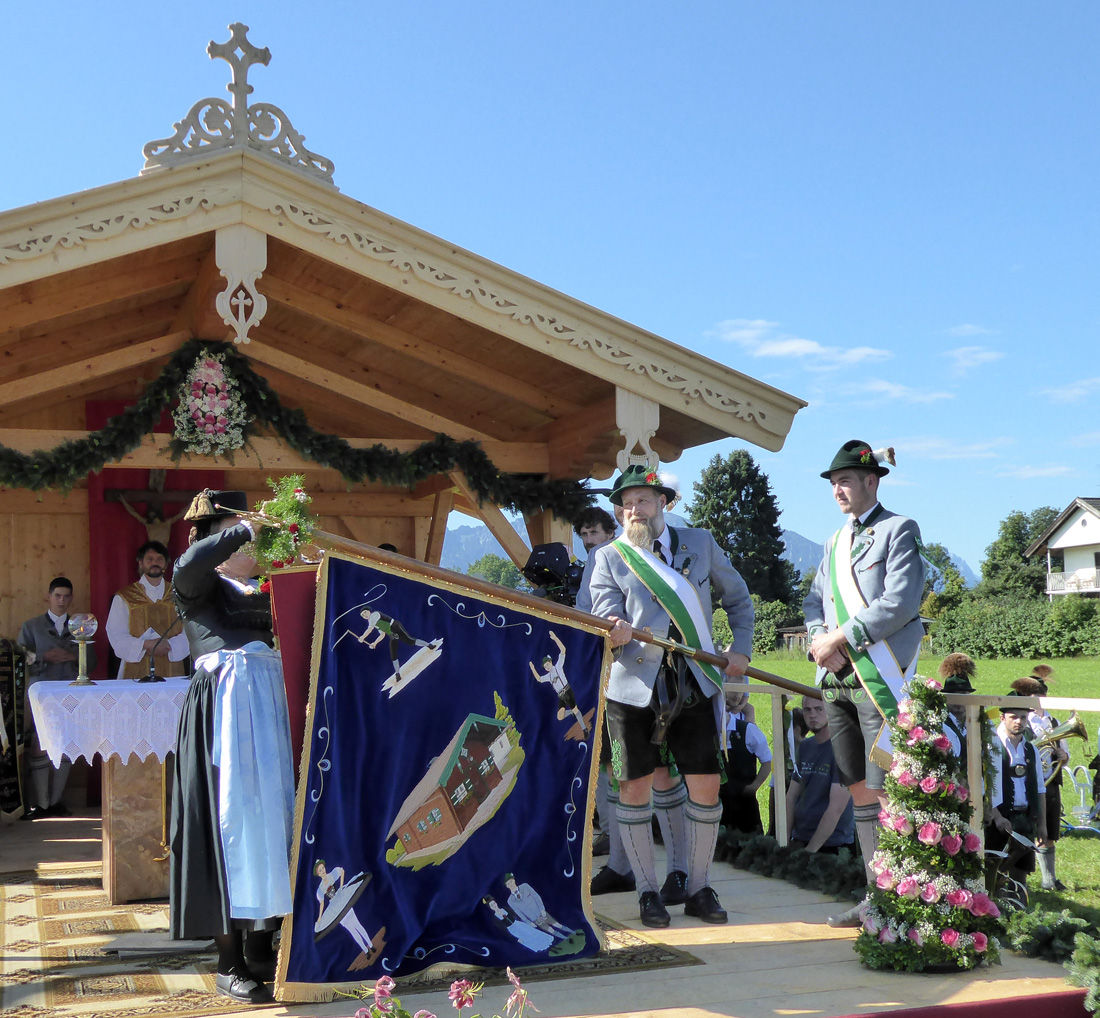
[590,465,753,928]
[803,440,925,926]
[18,576,97,818]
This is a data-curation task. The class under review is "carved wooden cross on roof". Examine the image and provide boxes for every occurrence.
[207,22,271,134]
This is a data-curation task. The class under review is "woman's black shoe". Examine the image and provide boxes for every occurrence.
[215,969,274,1004]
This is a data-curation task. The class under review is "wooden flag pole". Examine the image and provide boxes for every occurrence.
[300,529,821,699]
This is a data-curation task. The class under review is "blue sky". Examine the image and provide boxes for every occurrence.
[3,3,1097,574]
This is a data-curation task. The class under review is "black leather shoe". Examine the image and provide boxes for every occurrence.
[591,832,610,856]
[591,865,636,895]
[243,955,277,982]
[639,890,671,928]
[660,869,688,906]
[215,969,274,1004]
[46,802,71,818]
[19,807,47,822]
[683,886,727,924]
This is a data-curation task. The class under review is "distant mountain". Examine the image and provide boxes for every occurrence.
[440,524,522,574]
[951,554,979,588]
[779,530,823,580]
[441,522,978,589]
[779,528,977,589]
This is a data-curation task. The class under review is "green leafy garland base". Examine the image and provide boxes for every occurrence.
[718,830,867,900]
[0,338,594,518]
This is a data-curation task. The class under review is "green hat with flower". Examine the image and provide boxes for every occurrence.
[820,439,891,479]
[608,464,678,506]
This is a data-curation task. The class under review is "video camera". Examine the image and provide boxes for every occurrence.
[522,543,584,607]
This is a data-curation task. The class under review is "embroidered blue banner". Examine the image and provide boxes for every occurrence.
[279,552,607,997]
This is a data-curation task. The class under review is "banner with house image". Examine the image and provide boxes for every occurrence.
[277,550,609,999]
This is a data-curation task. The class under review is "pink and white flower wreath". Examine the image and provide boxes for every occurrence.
[172,348,250,456]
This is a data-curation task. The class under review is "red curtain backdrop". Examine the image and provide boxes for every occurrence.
[84,401,223,679]
[270,567,318,784]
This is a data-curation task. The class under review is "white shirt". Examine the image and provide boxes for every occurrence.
[991,722,1045,810]
[725,710,773,762]
[46,610,69,635]
[106,575,190,677]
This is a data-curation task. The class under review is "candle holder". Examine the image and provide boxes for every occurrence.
[67,614,98,686]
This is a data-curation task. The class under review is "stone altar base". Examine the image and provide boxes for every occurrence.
[102,753,171,903]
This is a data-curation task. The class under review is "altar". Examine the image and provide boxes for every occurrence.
[28,678,189,903]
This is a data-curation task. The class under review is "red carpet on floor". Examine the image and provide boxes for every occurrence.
[837,988,1089,1018]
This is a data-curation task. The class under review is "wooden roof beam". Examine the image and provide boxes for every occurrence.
[0,332,190,410]
[245,340,497,443]
[261,275,579,419]
[0,253,204,336]
[448,470,530,570]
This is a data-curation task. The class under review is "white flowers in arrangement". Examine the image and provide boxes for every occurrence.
[172,349,250,456]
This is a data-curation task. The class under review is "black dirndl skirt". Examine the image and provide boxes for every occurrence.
[169,667,281,939]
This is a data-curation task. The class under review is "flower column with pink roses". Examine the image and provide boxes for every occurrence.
[855,676,1004,971]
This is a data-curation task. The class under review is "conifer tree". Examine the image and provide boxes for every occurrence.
[687,449,798,605]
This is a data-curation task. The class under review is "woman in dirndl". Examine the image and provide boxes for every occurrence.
[169,490,296,1005]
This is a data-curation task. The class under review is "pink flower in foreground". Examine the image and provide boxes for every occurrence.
[872,855,889,875]
[373,976,396,1000]
[946,888,973,908]
[413,1012,438,1018]
[970,892,1000,918]
[863,915,880,934]
[896,711,914,730]
[908,928,924,947]
[941,928,960,947]
[920,883,941,903]
[955,785,969,802]
[926,678,944,691]
[894,815,913,836]
[878,809,891,823]
[906,726,927,746]
[963,832,982,853]
[919,775,940,794]
[449,979,481,1010]
[972,931,989,953]
[896,876,921,899]
[504,967,528,1017]
[918,822,942,846]
[897,770,918,788]
[933,735,951,751]
[940,834,963,856]
[876,870,896,890]
[879,927,898,944]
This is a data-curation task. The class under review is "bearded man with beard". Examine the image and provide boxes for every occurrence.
[589,465,753,928]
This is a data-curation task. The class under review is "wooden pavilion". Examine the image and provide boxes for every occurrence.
[0,23,805,646]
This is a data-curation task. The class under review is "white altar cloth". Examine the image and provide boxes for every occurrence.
[28,678,189,766]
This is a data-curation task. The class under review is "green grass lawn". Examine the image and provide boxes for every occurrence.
[740,652,1100,921]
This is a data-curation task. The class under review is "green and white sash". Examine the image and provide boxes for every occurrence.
[610,536,724,694]
[829,525,917,768]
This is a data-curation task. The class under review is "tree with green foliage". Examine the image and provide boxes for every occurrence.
[920,542,968,619]
[688,449,799,605]
[975,507,1059,598]
[467,553,526,590]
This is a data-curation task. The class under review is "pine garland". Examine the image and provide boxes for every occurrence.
[0,338,593,518]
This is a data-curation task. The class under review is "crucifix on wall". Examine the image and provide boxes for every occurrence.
[103,470,193,546]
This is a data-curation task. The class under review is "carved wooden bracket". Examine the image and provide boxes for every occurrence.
[215,224,268,344]
[615,388,660,472]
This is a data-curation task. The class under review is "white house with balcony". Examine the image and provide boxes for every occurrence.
[1025,498,1100,599]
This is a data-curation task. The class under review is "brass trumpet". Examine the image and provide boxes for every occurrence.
[1033,711,1088,786]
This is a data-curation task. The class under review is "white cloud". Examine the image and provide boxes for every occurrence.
[1041,377,1100,402]
[946,324,997,337]
[943,346,1003,374]
[1069,431,1100,448]
[898,436,1012,459]
[854,379,954,404]
[710,318,890,370]
[995,464,1075,479]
